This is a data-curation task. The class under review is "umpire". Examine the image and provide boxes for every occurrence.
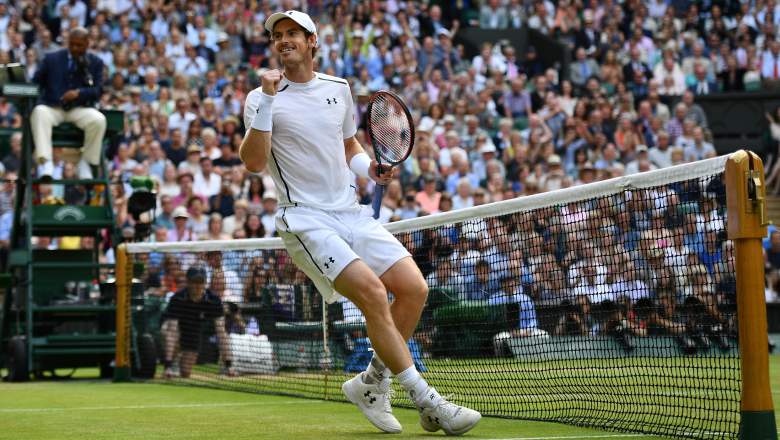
[31,27,106,180]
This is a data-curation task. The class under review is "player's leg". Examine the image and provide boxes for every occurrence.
[333,259,412,374]
[354,214,481,435]
[381,256,427,341]
[179,351,198,378]
[357,257,426,386]
[277,212,404,433]
[381,256,481,435]
[334,259,409,433]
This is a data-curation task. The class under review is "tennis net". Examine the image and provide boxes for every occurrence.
[120,155,746,439]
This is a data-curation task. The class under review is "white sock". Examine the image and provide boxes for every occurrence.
[396,365,441,408]
[362,354,390,384]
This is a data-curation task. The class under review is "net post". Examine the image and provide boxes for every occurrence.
[725,150,778,440]
[114,243,131,382]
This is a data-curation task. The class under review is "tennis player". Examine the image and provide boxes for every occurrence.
[239,10,480,436]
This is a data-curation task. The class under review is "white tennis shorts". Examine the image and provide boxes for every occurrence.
[276,204,411,303]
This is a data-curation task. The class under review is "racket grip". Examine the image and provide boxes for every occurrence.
[372,184,385,219]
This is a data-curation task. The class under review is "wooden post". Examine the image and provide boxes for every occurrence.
[725,150,777,440]
[113,243,131,382]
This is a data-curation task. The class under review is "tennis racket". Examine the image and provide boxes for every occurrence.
[366,90,415,219]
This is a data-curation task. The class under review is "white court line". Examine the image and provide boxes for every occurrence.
[482,435,652,440]
[0,400,324,413]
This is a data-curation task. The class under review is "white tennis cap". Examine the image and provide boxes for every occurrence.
[265,10,318,43]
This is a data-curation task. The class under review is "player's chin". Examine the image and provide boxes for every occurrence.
[280,51,302,61]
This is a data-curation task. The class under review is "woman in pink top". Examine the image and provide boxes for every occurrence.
[415,173,442,214]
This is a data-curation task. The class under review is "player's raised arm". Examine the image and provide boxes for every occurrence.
[239,69,282,173]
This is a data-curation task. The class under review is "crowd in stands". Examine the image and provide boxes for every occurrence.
[0,0,779,356]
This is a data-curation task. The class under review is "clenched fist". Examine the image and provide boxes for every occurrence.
[261,69,283,96]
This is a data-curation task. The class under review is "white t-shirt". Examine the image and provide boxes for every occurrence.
[244,72,358,211]
[193,171,222,198]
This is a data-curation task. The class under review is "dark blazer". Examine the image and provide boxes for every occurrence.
[718,69,746,92]
[623,61,651,82]
[574,29,600,52]
[32,49,103,108]
[687,80,719,96]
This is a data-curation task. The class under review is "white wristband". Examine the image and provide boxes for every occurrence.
[349,152,372,178]
[250,93,275,132]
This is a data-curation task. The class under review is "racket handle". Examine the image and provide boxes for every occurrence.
[372,184,385,219]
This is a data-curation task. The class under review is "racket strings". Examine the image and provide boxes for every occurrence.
[370,95,412,163]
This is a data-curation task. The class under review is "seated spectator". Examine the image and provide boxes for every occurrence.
[260,191,278,237]
[243,213,265,238]
[172,171,205,209]
[452,177,474,210]
[193,157,221,198]
[570,257,610,304]
[243,174,265,214]
[766,270,780,303]
[438,192,453,213]
[62,161,87,204]
[155,195,175,230]
[570,47,599,91]
[176,144,203,176]
[426,258,465,300]
[472,187,489,206]
[201,212,230,241]
[182,196,207,236]
[396,191,421,220]
[2,132,21,173]
[683,127,716,162]
[166,206,194,242]
[766,230,780,272]
[445,149,479,195]
[554,296,593,336]
[679,93,708,132]
[463,259,500,301]
[502,76,532,120]
[214,143,242,170]
[223,198,248,237]
[648,131,673,168]
[538,154,569,192]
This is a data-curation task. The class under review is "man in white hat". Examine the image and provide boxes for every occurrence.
[239,9,480,436]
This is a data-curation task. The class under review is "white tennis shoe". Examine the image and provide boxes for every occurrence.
[342,373,402,433]
[418,391,482,436]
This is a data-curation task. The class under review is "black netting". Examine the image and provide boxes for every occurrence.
[127,170,740,439]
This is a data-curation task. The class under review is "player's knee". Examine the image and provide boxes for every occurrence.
[398,277,428,306]
[358,286,393,322]
[415,280,429,304]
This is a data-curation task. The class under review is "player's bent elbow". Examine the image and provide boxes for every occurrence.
[243,160,266,173]
[239,153,267,173]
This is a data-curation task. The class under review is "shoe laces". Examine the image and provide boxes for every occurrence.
[376,380,394,413]
[382,388,395,413]
[434,394,461,419]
